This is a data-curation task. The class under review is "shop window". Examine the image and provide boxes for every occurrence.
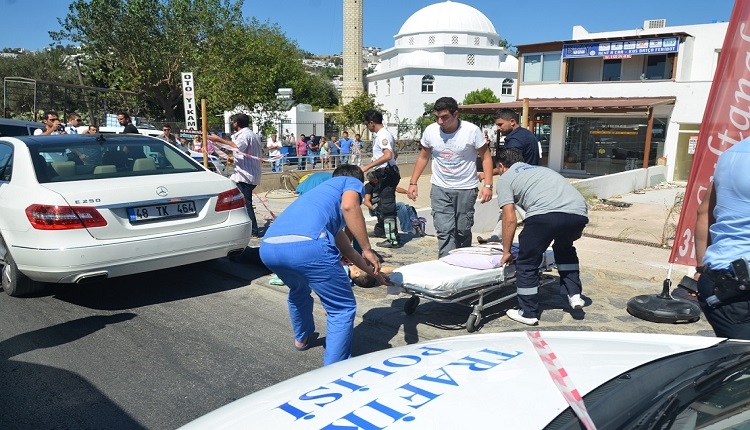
[501,78,514,95]
[522,52,561,82]
[421,75,434,92]
[643,54,675,80]
[563,116,668,175]
[602,59,622,81]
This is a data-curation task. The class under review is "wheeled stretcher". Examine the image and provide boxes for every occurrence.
[388,247,556,332]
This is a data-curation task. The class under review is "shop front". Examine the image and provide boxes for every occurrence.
[460,96,676,177]
[562,116,667,176]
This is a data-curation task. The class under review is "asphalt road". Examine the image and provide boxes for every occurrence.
[0,257,324,430]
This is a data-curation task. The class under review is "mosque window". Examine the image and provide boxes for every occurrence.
[474,37,480,46]
[421,75,434,93]
[409,37,414,45]
[428,36,435,45]
[501,78,514,95]
[400,77,404,94]
[467,54,475,66]
[386,79,391,96]
[489,39,495,46]
[374,82,378,95]
[452,35,459,45]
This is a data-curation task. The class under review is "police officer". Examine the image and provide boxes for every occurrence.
[695,136,750,339]
[361,109,401,248]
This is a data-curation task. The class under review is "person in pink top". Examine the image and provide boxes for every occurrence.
[296,134,308,170]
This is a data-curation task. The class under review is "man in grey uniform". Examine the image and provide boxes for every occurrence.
[495,148,589,325]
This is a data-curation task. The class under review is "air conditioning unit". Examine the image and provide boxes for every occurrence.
[644,19,667,29]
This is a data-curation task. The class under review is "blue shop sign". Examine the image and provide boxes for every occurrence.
[562,37,679,59]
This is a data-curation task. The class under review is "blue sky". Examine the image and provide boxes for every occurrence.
[1,0,736,55]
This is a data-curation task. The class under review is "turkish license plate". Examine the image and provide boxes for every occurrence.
[128,200,197,223]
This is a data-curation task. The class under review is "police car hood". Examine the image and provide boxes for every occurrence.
[179,331,723,429]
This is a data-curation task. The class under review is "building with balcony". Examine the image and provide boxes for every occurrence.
[462,19,728,182]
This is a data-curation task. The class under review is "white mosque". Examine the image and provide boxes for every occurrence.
[366,1,518,124]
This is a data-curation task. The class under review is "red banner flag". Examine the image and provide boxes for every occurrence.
[670,0,750,267]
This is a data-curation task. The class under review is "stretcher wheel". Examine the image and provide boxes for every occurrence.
[466,313,481,333]
[404,296,420,315]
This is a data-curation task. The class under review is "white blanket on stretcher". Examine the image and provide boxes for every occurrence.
[388,260,513,298]
[389,248,555,298]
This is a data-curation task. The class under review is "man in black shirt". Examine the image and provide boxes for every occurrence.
[117,111,139,134]
[494,108,540,166]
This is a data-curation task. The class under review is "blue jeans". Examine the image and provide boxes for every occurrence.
[340,154,350,164]
[260,236,356,365]
[270,158,281,172]
[308,152,318,167]
[236,181,259,236]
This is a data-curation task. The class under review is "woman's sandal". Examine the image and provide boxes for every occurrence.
[294,338,309,351]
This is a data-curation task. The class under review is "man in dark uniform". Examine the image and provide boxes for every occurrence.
[494,108,540,166]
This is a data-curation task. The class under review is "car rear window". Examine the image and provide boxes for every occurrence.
[28,137,204,183]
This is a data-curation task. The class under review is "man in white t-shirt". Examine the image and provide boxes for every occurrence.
[407,97,494,257]
[267,134,282,172]
[361,109,401,248]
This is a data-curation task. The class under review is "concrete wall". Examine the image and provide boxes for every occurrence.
[571,165,668,199]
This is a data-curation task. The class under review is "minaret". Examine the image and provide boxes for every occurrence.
[342,0,364,105]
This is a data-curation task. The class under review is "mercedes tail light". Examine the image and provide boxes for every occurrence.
[215,188,246,212]
[25,204,107,230]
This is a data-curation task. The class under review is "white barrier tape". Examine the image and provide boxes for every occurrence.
[215,142,285,163]
[526,331,597,430]
[253,191,277,220]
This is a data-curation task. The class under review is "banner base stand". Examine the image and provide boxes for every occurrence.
[627,279,702,324]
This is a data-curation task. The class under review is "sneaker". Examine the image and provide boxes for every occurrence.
[506,308,539,326]
[477,236,488,244]
[569,294,585,310]
[376,239,401,248]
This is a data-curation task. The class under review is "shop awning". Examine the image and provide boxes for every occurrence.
[459,97,676,114]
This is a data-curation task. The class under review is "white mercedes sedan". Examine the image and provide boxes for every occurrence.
[0,133,252,296]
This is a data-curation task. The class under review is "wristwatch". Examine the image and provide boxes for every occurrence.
[484,184,493,189]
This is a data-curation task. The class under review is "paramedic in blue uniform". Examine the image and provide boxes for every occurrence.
[259,164,388,365]
[495,148,589,326]
[695,136,750,339]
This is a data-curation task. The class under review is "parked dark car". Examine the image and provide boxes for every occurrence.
[0,118,44,137]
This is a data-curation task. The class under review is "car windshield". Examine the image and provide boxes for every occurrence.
[546,341,750,429]
[27,135,203,183]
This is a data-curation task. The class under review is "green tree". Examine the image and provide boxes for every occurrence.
[292,73,339,109]
[51,0,266,121]
[0,46,82,119]
[199,17,307,117]
[461,88,499,128]
[336,92,382,136]
[412,102,436,138]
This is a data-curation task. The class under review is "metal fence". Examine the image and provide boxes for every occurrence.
[3,76,143,125]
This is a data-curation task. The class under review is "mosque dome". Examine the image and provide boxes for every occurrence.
[397,1,497,36]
